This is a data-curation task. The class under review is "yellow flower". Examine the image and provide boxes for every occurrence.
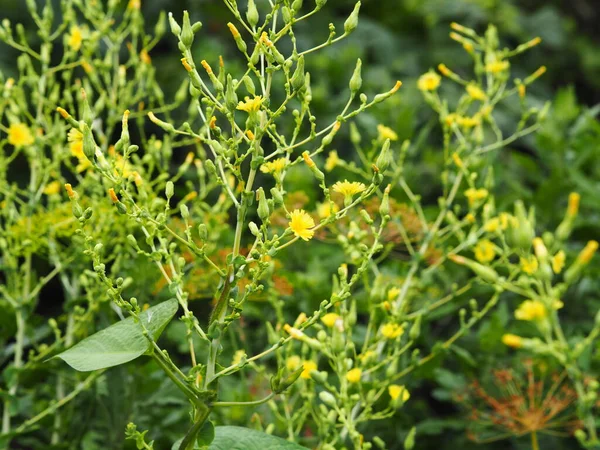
[43,181,62,195]
[128,0,141,9]
[417,71,441,91]
[520,256,539,275]
[286,355,301,371]
[388,385,410,402]
[260,157,286,174]
[377,124,398,141]
[68,128,84,157]
[332,180,366,198]
[236,95,263,113]
[140,49,151,64]
[8,123,34,148]
[387,287,401,301]
[502,333,522,348]
[458,115,481,128]
[346,368,362,384]
[485,60,510,73]
[321,313,340,328]
[514,299,546,321]
[381,323,403,339]
[444,113,459,127]
[499,212,514,230]
[289,209,315,241]
[567,192,580,217]
[325,150,340,172]
[231,350,245,366]
[474,239,495,263]
[464,188,488,206]
[466,83,486,101]
[316,202,338,219]
[578,240,598,264]
[301,360,317,379]
[484,218,500,233]
[67,25,84,51]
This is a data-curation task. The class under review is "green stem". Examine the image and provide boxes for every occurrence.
[531,431,539,450]
[178,403,211,450]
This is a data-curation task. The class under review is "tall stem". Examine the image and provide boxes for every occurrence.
[531,431,539,450]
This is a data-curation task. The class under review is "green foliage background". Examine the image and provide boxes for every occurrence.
[1,0,599,449]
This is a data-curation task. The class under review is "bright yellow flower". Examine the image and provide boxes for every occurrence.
[515,299,546,321]
[387,287,401,301]
[68,128,84,158]
[578,240,598,264]
[236,95,263,113]
[301,360,317,379]
[466,83,486,101]
[260,157,286,174]
[464,188,488,206]
[444,113,459,127]
[286,355,301,371]
[140,49,151,64]
[377,124,398,141]
[485,60,510,74]
[474,239,495,263]
[417,71,441,91]
[502,334,522,348]
[388,385,410,402]
[67,25,84,51]
[8,123,34,148]
[499,213,514,230]
[381,323,403,339]
[332,180,366,198]
[346,368,362,384]
[321,313,340,328]
[520,256,539,275]
[288,209,315,241]
[325,150,340,172]
[484,218,500,233]
[43,181,62,195]
[316,201,338,219]
[458,115,481,128]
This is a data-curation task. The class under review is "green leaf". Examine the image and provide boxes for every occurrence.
[197,420,215,448]
[55,299,178,371]
[173,427,308,450]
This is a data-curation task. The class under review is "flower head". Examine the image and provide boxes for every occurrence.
[332,180,366,198]
[67,25,84,51]
[501,334,522,348]
[381,323,403,339]
[8,123,34,148]
[237,95,263,113]
[464,188,488,206]
[389,385,410,402]
[325,150,340,172]
[485,60,510,74]
[418,71,441,91]
[466,83,486,101]
[260,157,286,174]
[520,256,539,275]
[43,181,62,196]
[288,209,315,241]
[474,239,495,263]
[377,124,398,141]
[321,313,340,328]
[346,368,362,384]
[301,360,317,379]
[286,355,301,371]
[316,201,339,219]
[514,299,546,321]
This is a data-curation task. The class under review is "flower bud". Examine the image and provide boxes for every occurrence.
[344,1,361,35]
[318,391,337,407]
[290,55,305,91]
[349,58,362,93]
[180,11,194,48]
[168,12,181,36]
[247,0,259,27]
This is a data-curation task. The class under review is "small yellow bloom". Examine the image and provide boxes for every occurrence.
[466,83,486,101]
[464,188,488,206]
[231,350,245,366]
[418,71,441,91]
[68,128,84,157]
[388,385,410,402]
[377,124,398,141]
[474,239,495,263]
[346,368,362,384]
[552,251,566,274]
[67,25,84,51]
[43,181,62,195]
[286,355,301,371]
[444,113,459,127]
[128,0,141,9]
[325,150,340,172]
[381,323,403,339]
[316,202,338,219]
[321,313,340,328]
[567,192,580,217]
[520,255,539,275]
[499,213,514,230]
[514,299,546,321]
[502,333,522,348]
[332,180,366,198]
[236,95,263,113]
[465,213,476,224]
[301,361,317,379]
[387,287,401,301]
[578,240,598,264]
[260,157,286,174]
[458,115,481,128]
[484,218,500,233]
[288,209,315,241]
[452,152,463,168]
[8,123,34,148]
[485,60,510,74]
[140,49,151,64]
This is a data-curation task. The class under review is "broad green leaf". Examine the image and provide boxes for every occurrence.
[55,299,178,371]
[172,426,308,450]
